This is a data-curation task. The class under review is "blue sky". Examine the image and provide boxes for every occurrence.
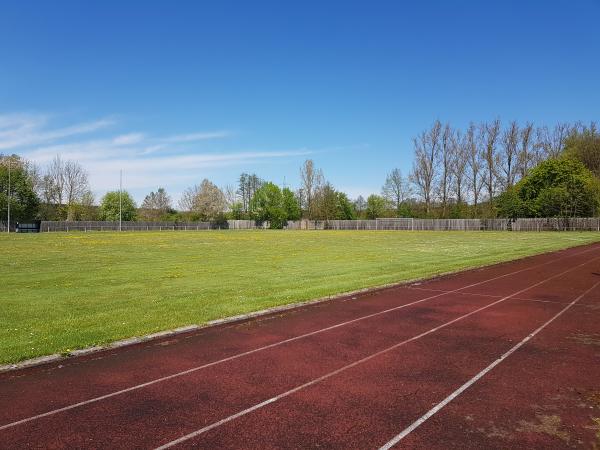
[1,0,599,204]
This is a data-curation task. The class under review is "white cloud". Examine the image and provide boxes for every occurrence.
[4,111,316,203]
[113,133,145,146]
[162,131,232,142]
[0,113,113,150]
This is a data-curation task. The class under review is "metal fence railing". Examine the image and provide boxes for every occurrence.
[4,218,598,233]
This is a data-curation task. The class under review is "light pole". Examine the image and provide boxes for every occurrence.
[6,158,10,233]
[119,169,122,232]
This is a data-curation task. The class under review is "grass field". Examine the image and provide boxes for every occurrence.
[2,230,600,365]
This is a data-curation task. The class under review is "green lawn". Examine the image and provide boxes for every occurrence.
[1,230,599,364]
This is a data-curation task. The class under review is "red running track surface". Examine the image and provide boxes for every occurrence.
[1,243,600,449]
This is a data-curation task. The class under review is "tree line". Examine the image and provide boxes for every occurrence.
[1,120,599,228]
[405,120,599,218]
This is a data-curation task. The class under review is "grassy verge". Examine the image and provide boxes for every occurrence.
[1,230,599,364]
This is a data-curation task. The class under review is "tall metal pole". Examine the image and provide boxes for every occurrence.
[119,169,122,232]
[6,158,10,233]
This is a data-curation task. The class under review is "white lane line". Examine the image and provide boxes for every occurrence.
[153,253,600,450]
[410,288,597,306]
[512,297,598,306]
[378,280,600,450]
[408,286,504,299]
[0,245,596,432]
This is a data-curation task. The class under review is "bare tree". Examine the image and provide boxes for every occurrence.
[300,159,315,216]
[410,120,441,213]
[141,187,172,220]
[64,160,90,207]
[382,168,410,215]
[437,123,454,216]
[43,155,90,219]
[535,123,571,159]
[300,159,324,218]
[451,130,468,204]
[45,156,66,207]
[481,119,501,206]
[517,122,535,179]
[179,185,199,212]
[499,120,519,189]
[465,123,484,208]
[223,184,238,210]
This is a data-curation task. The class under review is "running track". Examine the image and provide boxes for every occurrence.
[2,243,600,449]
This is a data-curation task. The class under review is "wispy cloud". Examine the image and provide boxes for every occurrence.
[113,133,145,146]
[162,131,232,143]
[4,112,313,201]
[0,113,113,150]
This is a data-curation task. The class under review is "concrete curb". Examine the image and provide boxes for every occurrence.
[0,282,403,374]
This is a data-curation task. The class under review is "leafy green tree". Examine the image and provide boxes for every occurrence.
[563,124,600,178]
[99,191,137,221]
[229,201,244,220]
[496,187,526,219]
[497,157,600,218]
[365,194,387,219]
[313,183,338,220]
[336,192,356,219]
[67,190,98,220]
[0,154,39,222]
[249,182,287,228]
[282,187,301,221]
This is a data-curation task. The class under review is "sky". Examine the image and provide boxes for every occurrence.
[1,0,599,205]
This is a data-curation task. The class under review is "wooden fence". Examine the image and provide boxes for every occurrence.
[284,218,510,231]
[511,217,600,231]
[8,218,600,233]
